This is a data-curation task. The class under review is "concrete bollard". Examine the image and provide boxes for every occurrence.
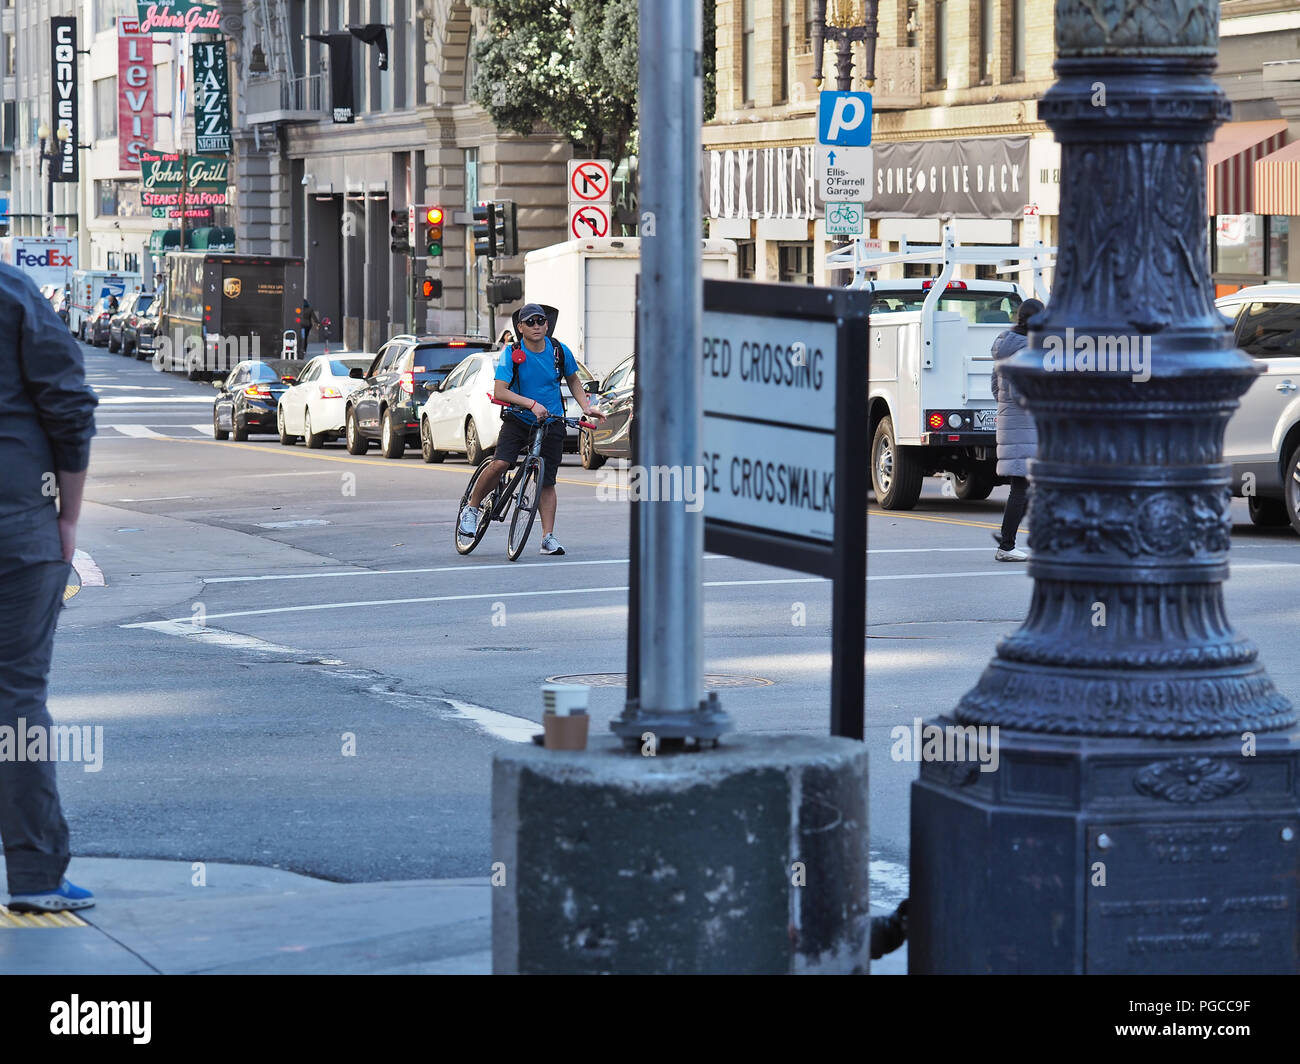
[492,735,869,974]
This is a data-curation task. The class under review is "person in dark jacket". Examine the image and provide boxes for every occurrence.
[0,262,98,912]
[990,298,1045,561]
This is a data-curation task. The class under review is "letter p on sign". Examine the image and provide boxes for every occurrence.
[818,91,873,146]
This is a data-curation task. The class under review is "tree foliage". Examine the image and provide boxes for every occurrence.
[470,0,717,175]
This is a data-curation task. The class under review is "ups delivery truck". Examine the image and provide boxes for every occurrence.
[156,252,305,379]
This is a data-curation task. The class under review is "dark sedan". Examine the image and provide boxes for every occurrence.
[86,297,116,347]
[579,355,635,469]
[132,299,162,360]
[212,358,304,441]
[109,291,154,356]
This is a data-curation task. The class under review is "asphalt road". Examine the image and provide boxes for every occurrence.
[51,340,1300,904]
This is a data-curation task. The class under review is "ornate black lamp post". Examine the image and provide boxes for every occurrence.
[36,123,70,237]
[909,0,1300,974]
[810,0,879,91]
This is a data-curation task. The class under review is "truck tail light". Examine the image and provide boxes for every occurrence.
[928,412,946,430]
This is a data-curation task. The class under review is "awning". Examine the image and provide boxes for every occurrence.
[1207,119,1288,215]
[1255,139,1300,216]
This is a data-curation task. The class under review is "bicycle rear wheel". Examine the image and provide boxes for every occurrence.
[506,459,543,561]
[455,458,496,556]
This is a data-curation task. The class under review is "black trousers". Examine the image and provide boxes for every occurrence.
[999,476,1029,551]
[0,559,72,894]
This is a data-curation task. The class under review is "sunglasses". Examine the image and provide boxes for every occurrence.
[521,315,548,327]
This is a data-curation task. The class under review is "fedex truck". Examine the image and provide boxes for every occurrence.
[1,237,78,290]
[523,237,738,379]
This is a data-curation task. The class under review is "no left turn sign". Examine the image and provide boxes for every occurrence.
[568,159,612,203]
[569,203,610,238]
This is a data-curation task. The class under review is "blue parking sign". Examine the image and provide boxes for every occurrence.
[818,91,873,146]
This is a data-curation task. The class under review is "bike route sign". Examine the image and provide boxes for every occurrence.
[825,201,864,236]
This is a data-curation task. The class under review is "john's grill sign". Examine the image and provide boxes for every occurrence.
[139,153,228,191]
[50,17,79,183]
[136,1,222,34]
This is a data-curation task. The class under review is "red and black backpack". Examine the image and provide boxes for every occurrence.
[503,337,568,420]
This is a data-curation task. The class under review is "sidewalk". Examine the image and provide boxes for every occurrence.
[0,856,490,974]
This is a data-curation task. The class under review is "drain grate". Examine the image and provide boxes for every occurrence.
[547,673,774,689]
[0,906,89,929]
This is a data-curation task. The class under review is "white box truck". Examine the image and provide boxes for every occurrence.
[68,269,143,340]
[523,237,738,379]
[1,236,78,291]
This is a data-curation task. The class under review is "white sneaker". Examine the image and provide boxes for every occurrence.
[458,506,480,535]
[539,533,565,555]
[995,547,1028,562]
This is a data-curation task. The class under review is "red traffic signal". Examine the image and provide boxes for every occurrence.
[425,206,444,226]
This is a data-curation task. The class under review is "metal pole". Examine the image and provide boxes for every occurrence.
[610,0,729,747]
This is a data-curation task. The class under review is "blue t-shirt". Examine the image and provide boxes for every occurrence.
[494,338,578,426]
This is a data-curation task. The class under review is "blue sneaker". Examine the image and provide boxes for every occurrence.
[8,879,95,913]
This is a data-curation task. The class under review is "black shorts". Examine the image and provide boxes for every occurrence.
[495,415,564,486]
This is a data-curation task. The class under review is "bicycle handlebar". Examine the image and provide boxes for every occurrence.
[488,393,597,431]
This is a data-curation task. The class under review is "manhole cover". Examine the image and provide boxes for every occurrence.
[547,673,774,689]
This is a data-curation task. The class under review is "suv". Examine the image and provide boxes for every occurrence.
[1217,286,1300,534]
[344,334,496,458]
[109,291,154,355]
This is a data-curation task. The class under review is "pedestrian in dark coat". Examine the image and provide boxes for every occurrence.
[0,263,98,912]
[990,297,1045,561]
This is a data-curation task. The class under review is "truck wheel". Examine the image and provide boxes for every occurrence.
[871,417,923,510]
[953,468,996,501]
[1284,443,1300,536]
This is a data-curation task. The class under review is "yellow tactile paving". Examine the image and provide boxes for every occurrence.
[0,905,89,929]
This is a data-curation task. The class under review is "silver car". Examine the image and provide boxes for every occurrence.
[1218,285,1300,534]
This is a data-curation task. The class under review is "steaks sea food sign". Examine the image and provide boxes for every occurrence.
[700,311,838,543]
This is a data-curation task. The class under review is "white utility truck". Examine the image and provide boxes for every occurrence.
[523,237,738,380]
[826,226,1055,510]
[1,236,78,291]
[68,269,142,339]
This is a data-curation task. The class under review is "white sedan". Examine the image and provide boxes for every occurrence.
[418,350,595,464]
[276,354,373,448]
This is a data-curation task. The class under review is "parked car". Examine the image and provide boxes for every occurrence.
[344,334,495,459]
[50,287,71,327]
[85,296,117,346]
[133,298,162,360]
[109,291,154,355]
[1218,285,1300,534]
[276,354,373,448]
[578,355,635,469]
[211,358,304,441]
[418,350,595,464]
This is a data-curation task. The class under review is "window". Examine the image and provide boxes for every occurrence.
[95,77,118,141]
[1011,0,1026,77]
[779,0,792,104]
[737,240,756,279]
[1215,214,1265,275]
[1268,217,1288,279]
[1236,302,1300,359]
[742,0,755,104]
[778,243,814,284]
[906,1,919,47]
[4,33,14,77]
[979,0,993,82]
[933,1,948,86]
[106,253,119,270]
[298,361,321,383]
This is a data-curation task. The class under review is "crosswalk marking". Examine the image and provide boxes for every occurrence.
[95,424,211,439]
[113,425,167,439]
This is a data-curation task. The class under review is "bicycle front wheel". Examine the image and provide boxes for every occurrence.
[506,459,543,561]
[455,458,497,556]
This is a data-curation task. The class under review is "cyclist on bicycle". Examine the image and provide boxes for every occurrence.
[458,303,604,555]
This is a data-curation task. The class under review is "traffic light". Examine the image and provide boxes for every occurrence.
[418,276,442,300]
[472,202,498,259]
[494,200,518,257]
[389,208,410,254]
[424,205,444,258]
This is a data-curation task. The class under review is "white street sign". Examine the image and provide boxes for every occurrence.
[701,310,839,543]
[825,201,864,236]
[568,159,613,203]
[569,203,610,239]
[816,144,872,202]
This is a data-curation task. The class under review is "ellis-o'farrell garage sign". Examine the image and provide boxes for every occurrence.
[50,17,79,183]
